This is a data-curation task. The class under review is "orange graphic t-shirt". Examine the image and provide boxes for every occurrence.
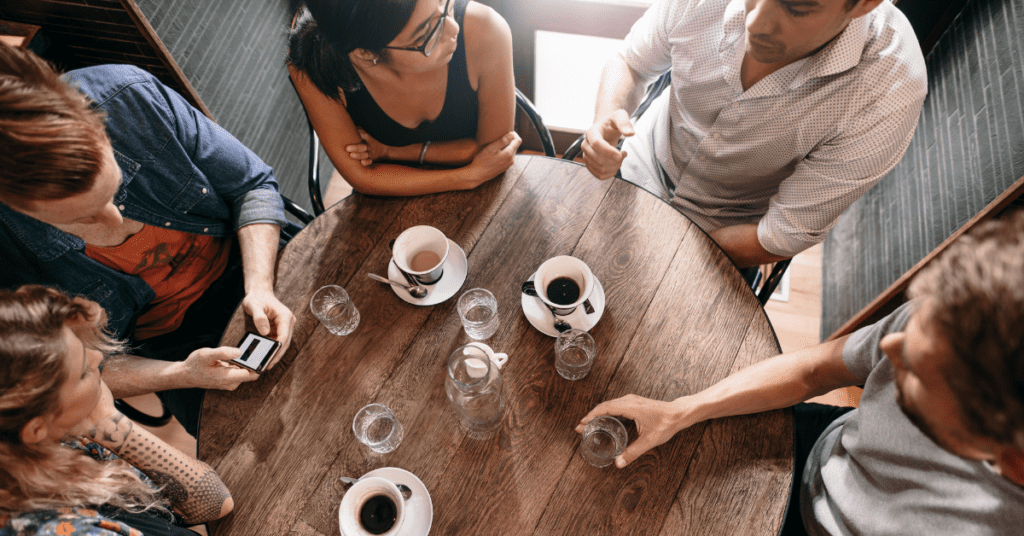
[85,224,231,340]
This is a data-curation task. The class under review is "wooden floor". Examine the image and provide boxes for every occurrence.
[323,165,860,407]
[764,245,861,407]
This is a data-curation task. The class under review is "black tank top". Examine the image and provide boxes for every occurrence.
[344,0,479,148]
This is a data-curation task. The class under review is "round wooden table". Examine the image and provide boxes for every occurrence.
[200,155,792,536]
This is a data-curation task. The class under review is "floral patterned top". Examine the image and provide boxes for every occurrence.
[0,439,181,536]
[0,508,144,536]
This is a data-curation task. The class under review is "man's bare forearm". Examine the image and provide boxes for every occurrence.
[85,412,232,524]
[237,222,281,295]
[685,336,858,425]
[102,354,188,399]
[594,53,647,121]
[709,223,790,268]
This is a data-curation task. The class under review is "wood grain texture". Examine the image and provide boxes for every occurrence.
[201,156,788,536]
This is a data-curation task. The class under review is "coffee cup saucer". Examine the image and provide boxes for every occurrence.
[521,272,606,337]
[388,240,467,306]
[340,467,432,536]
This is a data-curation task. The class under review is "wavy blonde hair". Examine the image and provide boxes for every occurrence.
[0,285,166,516]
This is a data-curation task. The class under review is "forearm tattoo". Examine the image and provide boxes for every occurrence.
[87,413,133,452]
[114,426,231,523]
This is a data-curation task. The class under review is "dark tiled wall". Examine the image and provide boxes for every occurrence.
[135,0,331,214]
[821,0,1024,338]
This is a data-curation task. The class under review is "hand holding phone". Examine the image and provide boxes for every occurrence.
[232,332,281,373]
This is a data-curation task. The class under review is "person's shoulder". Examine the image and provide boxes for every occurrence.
[464,2,512,44]
[463,2,512,60]
[859,2,927,88]
[62,64,160,107]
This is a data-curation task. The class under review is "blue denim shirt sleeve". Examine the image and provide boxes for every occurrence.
[155,72,288,230]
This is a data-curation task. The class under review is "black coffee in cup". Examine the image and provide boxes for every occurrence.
[359,494,397,534]
[546,277,581,305]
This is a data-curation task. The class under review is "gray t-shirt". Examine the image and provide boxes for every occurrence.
[802,302,1024,535]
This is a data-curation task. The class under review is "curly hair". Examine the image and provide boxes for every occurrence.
[0,44,109,210]
[908,210,1024,449]
[286,0,416,99]
[0,285,166,516]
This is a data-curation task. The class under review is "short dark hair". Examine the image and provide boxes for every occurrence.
[287,0,417,100]
[0,44,108,208]
[908,210,1024,449]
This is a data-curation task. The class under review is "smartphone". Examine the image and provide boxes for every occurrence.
[232,332,281,373]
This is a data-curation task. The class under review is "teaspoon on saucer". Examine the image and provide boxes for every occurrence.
[368,273,428,299]
[521,282,572,332]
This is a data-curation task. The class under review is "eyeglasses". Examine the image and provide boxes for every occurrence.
[383,0,453,58]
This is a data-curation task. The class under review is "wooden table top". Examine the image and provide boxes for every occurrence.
[200,155,792,536]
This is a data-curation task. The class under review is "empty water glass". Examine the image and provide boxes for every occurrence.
[554,329,596,380]
[457,288,499,340]
[310,285,360,336]
[581,415,627,468]
[352,403,403,454]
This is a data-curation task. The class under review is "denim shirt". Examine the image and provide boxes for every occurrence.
[0,65,288,338]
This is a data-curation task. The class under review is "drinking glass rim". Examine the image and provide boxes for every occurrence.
[352,403,395,436]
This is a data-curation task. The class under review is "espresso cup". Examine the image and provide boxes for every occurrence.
[338,477,405,536]
[393,225,449,285]
[524,256,595,316]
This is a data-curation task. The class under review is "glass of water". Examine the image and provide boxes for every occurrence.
[581,415,627,468]
[554,328,596,380]
[457,288,499,340]
[352,403,403,454]
[310,285,360,336]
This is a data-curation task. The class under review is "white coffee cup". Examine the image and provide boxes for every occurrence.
[532,256,595,315]
[393,225,449,285]
[338,477,405,536]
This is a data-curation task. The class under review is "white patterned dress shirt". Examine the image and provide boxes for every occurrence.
[618,0,927,256]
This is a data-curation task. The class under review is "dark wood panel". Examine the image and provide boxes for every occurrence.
[0,0,210,118]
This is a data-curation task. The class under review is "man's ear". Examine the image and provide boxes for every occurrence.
[20,416,51,444]
[996,448,1024,485]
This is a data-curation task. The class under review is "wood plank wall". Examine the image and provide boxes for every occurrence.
[821,0,1024,339]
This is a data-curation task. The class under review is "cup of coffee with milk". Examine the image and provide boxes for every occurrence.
[523,256,596,316]
[392,225,449,285]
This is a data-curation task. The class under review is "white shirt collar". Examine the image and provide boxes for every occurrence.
[719,0,872,92]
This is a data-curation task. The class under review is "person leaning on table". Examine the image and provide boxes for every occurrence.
[0,44,296,442]
[0,285,232,536]
[581,0,927,268]
[578,210,1024,535]
[287,0,521,197]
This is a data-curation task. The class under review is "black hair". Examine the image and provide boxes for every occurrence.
[287,0,418,100]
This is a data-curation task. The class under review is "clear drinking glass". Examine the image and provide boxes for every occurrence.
[310,285,360,336]
[457,288,499,340]
[352,403,403,454]
[581,415,627,468]
[555,329,596,380]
